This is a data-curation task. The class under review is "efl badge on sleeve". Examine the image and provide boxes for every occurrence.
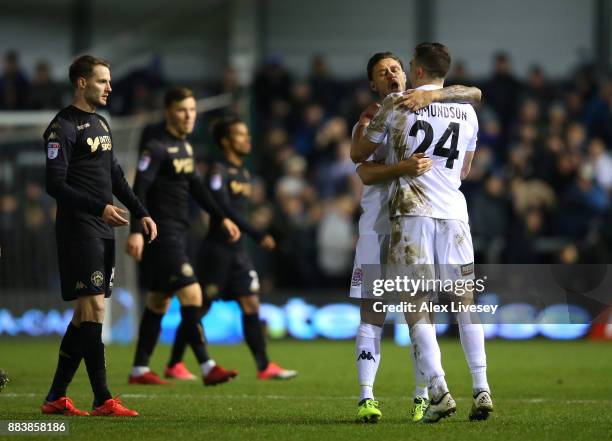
[47,142,60,159]
[138,153,151,171]
[210,174,222,190]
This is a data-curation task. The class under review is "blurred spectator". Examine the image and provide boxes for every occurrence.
[28,60,63,110]
[317,196,356,281]
[586,138,612,191]
[111,55,166,115]
[0,50,29,110]
[483,52,521,149]
[309,54,341,113]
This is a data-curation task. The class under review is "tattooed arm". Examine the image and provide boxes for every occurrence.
[396,85,482,112]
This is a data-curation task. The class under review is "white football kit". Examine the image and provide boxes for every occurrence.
[366,84,478,281]
[349,125,392,299]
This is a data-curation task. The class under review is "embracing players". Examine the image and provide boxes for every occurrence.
[353,43,492,423]
[126,87,241,386]
[43,55,156,416]
[350,51,482,423]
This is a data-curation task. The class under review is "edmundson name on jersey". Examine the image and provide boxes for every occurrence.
[414,104,469,121]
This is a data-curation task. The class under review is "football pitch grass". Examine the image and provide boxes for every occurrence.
[0,338,610,441]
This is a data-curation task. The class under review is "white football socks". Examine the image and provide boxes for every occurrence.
[131,366,150,376]
[456,311,489,394]
[200,359,216,376]
[410,344,429,399]
[410,323,448,401]
[356,323,382,401]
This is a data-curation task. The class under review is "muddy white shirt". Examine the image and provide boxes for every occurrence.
[352,123,392,236]
[365,85,478,223]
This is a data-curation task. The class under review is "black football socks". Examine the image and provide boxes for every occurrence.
[46,322,83,402]
[242,313,269,372]
[133,308,164,367]
[179,306,210,364]
[80,321,112,407]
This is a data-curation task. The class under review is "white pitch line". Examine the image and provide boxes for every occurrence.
[2,393,610,405]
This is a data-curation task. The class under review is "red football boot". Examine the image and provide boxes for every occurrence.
[164,362,196,380]
[257,362,298,380]
[91,397,139,417]
[41,397,89,416]
[203,365,238,386]
[128,370,170,385]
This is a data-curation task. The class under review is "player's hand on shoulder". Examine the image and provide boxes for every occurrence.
[260,234,276,251]
[140,217,157,242]
[396,89,433,112]
[102,204,129,227]
[222,218,241,243]
[126,233,145,261]
[398,153,433,177]
[358,102,381,126]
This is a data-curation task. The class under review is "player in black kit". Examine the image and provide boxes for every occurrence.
[126,87,241,386]
[42,55,157,417]
[168,116,297,380]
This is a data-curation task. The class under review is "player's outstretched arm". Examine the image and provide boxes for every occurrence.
[357,154,433,185]
[397,85,482,112]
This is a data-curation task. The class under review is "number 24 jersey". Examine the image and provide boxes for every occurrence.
[366,85,478,223]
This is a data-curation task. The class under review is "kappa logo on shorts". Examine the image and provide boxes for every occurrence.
[75,281,86,290]
[109,267,115,288]
[351,268,363,287]
[461,263,474,276]
[181,263,194,277]
[91,271,104,288]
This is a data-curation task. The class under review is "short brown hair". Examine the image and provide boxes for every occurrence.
[366,52,404,81]
[413,43,451,79]
[164,86,194,108]
[211,115,243,148]
[69,55,110,86]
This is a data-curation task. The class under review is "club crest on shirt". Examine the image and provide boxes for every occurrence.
[47,142,60,159]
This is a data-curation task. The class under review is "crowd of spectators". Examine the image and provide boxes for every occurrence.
[2,49,612,292]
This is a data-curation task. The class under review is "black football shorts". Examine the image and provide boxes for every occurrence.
[197,239,260,302]
[139,233,197,294]
[56,237,115,301]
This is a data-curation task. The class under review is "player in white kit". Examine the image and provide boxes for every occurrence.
[350,51,483,423]
[354,43,492,423]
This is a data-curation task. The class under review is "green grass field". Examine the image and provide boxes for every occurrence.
[0,338,610,441]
